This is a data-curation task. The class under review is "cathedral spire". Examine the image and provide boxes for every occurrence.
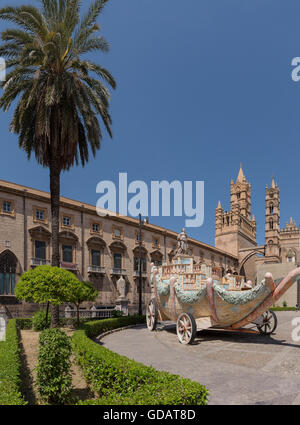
[217,200,222,209]
[271,176,276,189]
[236,165,246,183]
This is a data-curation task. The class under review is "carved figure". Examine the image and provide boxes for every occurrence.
[176,228,188,255]
[116,276,126,299]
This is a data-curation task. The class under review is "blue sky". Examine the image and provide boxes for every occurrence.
[0,0,300,246]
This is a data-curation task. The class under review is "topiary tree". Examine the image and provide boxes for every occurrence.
[15,265,81,327]
[64,280,98,327]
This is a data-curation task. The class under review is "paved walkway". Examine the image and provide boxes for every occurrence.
[101,311,300,405]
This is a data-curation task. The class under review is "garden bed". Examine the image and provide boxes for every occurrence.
[72,316,209,405]
[0,319,27,405]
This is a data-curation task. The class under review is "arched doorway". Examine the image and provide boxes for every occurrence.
[0,250,18,295]
[238,248,265,278]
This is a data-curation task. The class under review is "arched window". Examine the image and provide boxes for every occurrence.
[269,219,274,230]
[269,203,274,214]
[0,250,17,295]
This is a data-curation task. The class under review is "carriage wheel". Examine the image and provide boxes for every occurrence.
[257,310,277,335]
[146,299,158,331]
[176,312,197,345]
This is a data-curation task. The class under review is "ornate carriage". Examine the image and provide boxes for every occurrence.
[146,230,300,344]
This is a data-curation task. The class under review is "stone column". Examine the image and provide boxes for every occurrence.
[115,299,129,316]
[0,306,7,341]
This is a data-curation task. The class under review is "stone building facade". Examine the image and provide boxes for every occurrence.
[215,168,300,306]
[215,166,258,283]
[257,178,300,306]
[0,179,238,317]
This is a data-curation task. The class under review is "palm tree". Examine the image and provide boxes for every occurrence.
[0,0,116,327]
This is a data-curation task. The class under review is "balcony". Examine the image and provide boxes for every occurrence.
[133,270,148,278]
[31,258,51,267]
[110,268,127,276]
[88,265,106,274]
[60,262,78,271]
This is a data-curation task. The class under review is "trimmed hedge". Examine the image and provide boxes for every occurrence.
[0,320,27,405]
[73,316,208,405]
[80,314,146,338]
[270,306,299,311]
[36,328,73,404]
[15,316,106,331]
[16,318,33,330]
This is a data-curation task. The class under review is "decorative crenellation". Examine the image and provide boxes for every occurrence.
[159,255,245,291]
[280,217,300,234]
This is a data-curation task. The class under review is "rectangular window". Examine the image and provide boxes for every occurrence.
[92,223,100,233]
[36,209,45,221]
[62,245,73,263]
[63,216,71,227]
[91,249,101,267]
[114,228,121,238]
[35,240,46,260]
[113,253,122,269]
[134,257,147,272]
[3,201,11,213]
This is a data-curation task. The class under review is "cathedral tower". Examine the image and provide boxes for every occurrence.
[215,166,257,258]
[264,177,280,262]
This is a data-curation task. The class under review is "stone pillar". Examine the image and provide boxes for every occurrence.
[115,299,129,316]
[91,305,97,318]
[0,306,7,341]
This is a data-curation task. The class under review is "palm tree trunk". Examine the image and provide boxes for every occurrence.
[50,158,61,328]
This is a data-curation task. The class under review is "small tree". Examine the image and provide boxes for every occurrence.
[64,281,98,327]
[15,266,81,327]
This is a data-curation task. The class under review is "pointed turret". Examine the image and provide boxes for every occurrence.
[217,200,222,209]
[236,165,246,183]
[271,176,276,189]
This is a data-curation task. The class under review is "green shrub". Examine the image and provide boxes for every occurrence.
[32,310,51,331]
[282,300,287,308]
[15,318,33,330]
[111,309,123,318]
[36,328,73,404]
[80,315,146,339]
[270,306,297,311]
[0,320,27,405]
[73,317,208,405]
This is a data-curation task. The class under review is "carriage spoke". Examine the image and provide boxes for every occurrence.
[176,313,196,344]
